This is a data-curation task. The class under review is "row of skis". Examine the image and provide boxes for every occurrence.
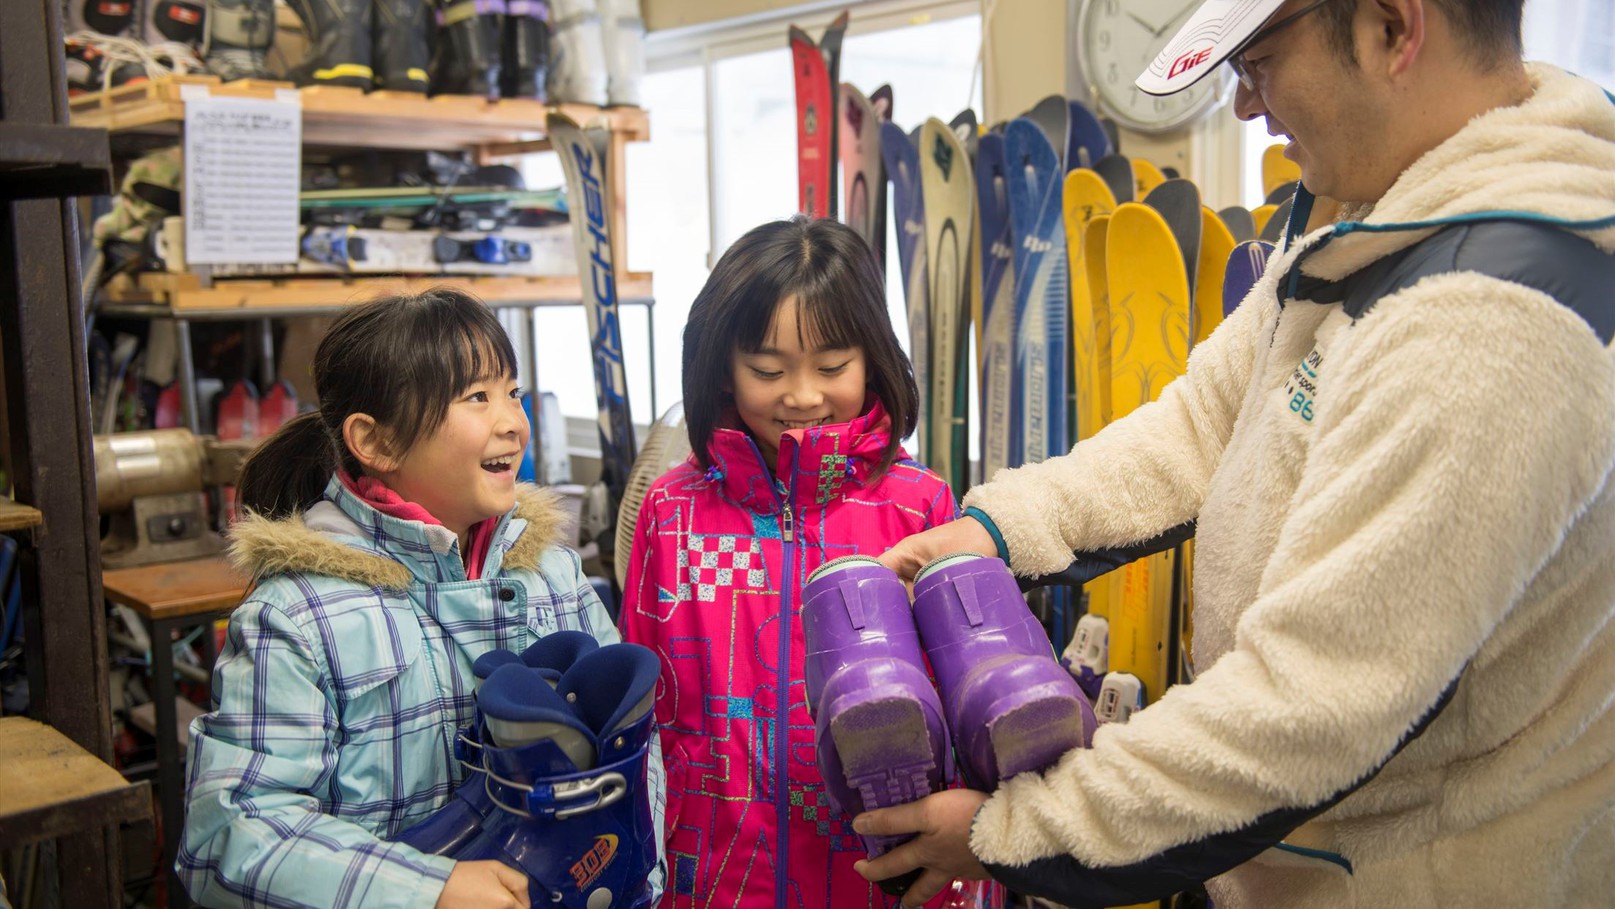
[790,13,1306,738]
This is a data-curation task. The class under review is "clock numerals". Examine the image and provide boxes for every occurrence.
[1080,0,1232,133]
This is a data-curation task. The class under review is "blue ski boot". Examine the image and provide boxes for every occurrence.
[457,642,660,908]
[395,630,601,854]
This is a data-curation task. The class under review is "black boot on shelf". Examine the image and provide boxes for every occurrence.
[373,0,431,93]
[287,0,375,89]
[500,0,549,100]
[203,0,275,81]
[430,0,503,98]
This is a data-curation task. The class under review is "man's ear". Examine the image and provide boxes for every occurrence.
[1368,0,1425,77]
[343,413,400,473]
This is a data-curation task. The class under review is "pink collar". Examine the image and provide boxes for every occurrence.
[338,471,499,580]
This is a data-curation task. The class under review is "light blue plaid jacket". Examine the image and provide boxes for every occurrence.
[179,479,665,908]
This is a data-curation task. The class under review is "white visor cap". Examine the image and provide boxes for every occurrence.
[1136,0,1287,96]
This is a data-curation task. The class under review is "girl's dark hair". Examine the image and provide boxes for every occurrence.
[236,287,518,518]
[682,215,918,477]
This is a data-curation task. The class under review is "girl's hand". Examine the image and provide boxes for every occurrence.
[435,860,530,909]
[878,517,999,582]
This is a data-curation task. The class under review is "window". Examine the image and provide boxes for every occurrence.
[528,4,983,430]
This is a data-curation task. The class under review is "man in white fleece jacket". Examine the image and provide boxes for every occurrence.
[852,0,1615,907]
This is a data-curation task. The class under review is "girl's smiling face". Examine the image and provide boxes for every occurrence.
[729,295,868,468]
[370,370,530,537]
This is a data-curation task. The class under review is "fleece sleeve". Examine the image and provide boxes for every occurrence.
[962,275,1273,576]
[966,275,1615,905]
[177,601,456,909]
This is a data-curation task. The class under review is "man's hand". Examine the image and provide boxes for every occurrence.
[435,860,531,909]
[852,789,993,908]
[878,517,998,582]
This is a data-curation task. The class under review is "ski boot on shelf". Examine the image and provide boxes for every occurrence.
[597,0,642,106]
[394,631,602,855]
[203,0,275,81]
[372,0,430,92]
[500,0,549,100]
[546,0,606,105]
[150,0,208,48]
[76,0,138,36]
[801,555,949,897]
[286,0,374,89]
[429,0,504,97]
[456,642,660,908]
[912,554,1097,789]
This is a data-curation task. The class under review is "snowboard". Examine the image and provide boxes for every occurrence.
[839,83,886,265]
[789,12,849,219]
[299,186,566,233]
[1251,204,1278,241]
[1141,180,1201,339]
[1074,210,1117,663]
[1106,202,1192,704]
[1132,157,1168,200]
[1194,208,1236,346]
[883,120,931,464]
[1093,153,1135,204]
[1223,240,1275,316]
[548,111,638,564]
[432,234,534,266]
[1003,117,1070,468]
[1006,116,1074,652]
[1259,194,1295,244]
[869,84,893,267]
[1026,93,1069,171]
[975,131,1016,483]
[1261,143,1301,197]
[1066,99,1112,171]
[950,109,985,393]
[918,117,975,494]
[298,224,570,275]
[1217,205,1257,243]
[1061,168,1116,446]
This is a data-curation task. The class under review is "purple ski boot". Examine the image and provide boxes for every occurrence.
[394,630,601,854]
[455,643,661,908]
[802,555,949,896]
[913,554,1097,790]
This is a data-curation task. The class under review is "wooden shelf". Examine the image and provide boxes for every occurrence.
[68,75,650,152]
[0,497,43,531]
[0,717,151,845]
[100,270,654,316]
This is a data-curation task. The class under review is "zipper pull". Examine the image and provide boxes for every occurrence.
[781,502,794,543]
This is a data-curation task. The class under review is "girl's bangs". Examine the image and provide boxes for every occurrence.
[735,286,861,353]
[443,314,520,390]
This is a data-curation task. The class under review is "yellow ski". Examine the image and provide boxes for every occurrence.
[1105,203,1191,704]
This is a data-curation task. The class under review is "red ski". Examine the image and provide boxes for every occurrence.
[789,11,848,219]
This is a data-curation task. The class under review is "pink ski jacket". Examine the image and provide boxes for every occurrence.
[621,402,956,909]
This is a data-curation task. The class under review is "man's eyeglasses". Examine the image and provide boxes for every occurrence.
[1228,0,1335,90]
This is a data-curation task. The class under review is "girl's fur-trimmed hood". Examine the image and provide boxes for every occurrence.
[227,483,573,590]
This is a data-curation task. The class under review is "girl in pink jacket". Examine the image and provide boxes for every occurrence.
[622,217,993,908]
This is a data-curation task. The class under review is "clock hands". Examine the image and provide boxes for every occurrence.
[1127,11,1163,34]
[1154,3,1196,37]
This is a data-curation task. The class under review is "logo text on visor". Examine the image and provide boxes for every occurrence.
[1169,47,1214,78]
